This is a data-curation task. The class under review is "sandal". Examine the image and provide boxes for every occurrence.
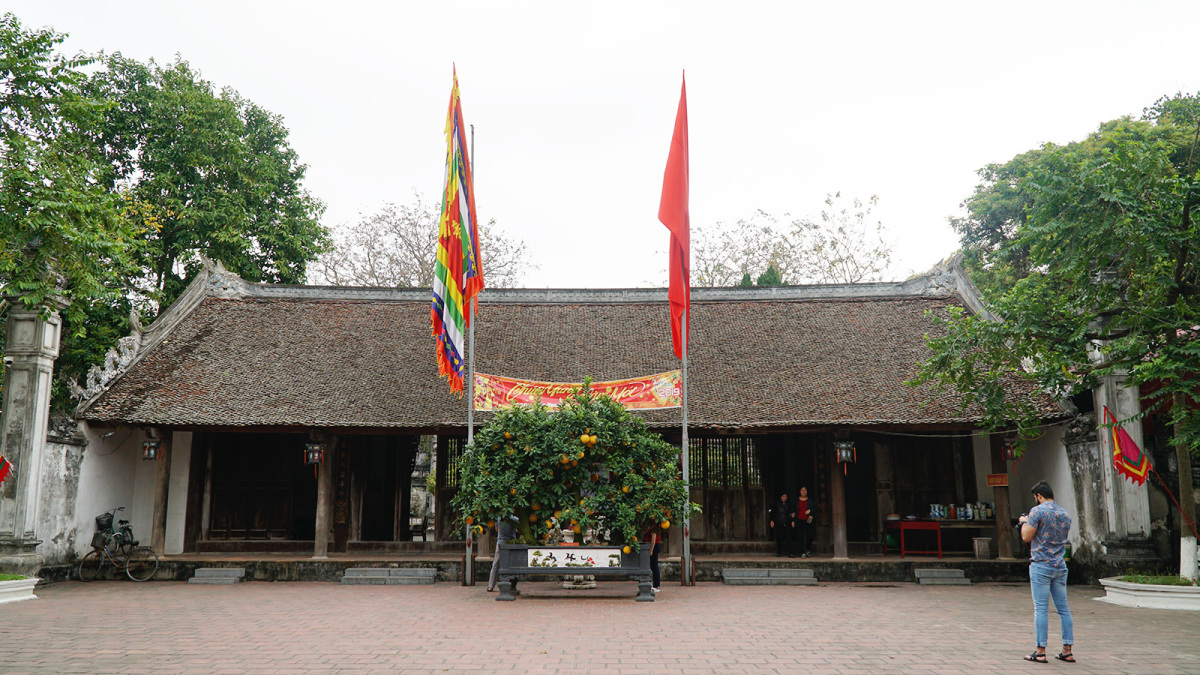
[1024,652,1048,663]
[1055,653,1075,663]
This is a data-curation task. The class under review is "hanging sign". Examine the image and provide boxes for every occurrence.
[473,371,682,411]
[986,473,1009,487]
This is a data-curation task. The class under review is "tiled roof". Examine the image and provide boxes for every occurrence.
[78,289,1065,430]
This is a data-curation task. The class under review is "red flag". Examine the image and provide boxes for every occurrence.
[1104,406,1150,485]
[659,74,690,359]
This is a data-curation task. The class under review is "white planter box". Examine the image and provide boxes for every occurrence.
[0,577,38,605]
[1097,577,1200,611]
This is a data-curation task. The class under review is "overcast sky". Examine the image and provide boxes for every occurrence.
[11,1,1200,288]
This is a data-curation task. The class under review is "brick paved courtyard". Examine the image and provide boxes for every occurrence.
[3,580,1197,674]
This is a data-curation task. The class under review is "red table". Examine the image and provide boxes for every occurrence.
[884,520,942,558]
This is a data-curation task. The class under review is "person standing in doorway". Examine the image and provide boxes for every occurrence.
[1018,480,1075,664]
[769,492,796,557]
[796,486,815,558]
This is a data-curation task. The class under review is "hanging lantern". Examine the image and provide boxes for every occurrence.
[305,443,325,465]
[834,439,856,473]
[141,439,160,461]
[1002,440,1017,462]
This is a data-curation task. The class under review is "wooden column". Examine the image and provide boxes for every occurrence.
[313,438,336,558]
[874,439,894,540]
[150,431,173,555]
[990,434,1015,559]
[830,441,849,559]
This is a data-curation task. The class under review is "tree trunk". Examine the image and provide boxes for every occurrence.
[1173,393,1198,580]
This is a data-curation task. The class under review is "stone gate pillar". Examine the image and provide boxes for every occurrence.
[1093,375,1158,569]
[0,301,66,576]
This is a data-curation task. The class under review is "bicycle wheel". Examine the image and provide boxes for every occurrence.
[125,547,159,581]
[78,549,104,581]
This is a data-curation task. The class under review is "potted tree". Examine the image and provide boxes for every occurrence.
[452,385,698,601]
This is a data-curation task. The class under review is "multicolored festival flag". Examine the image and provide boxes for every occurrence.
[1104,406,1150,485]
[658,73,690,359]
[0,453,12,486]
[431,67,485,394]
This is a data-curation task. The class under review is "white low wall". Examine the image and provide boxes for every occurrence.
[35,435,86,565]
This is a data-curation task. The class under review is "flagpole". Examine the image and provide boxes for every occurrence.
[681,307,692,586]
[463,124,477,587]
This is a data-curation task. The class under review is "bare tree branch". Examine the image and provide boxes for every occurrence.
[310,193,536,288]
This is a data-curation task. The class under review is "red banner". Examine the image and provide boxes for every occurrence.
[473,371,682,411]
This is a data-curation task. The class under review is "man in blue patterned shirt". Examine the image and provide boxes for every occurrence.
[1018,480,1075,664]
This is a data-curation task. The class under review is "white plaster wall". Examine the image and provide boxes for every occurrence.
[35,437,85,564]
[1010,424,1080,548]
[165,432,192,554]
[72,423,140,559]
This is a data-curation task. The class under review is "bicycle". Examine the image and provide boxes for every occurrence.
[77,507,160,582]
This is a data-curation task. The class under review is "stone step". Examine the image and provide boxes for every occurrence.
[918,578,972,585]
[722,568,818,585]
[341,568,437,585]
[193,568,246,579]
[913,568,966,579]
[187,577,241,585]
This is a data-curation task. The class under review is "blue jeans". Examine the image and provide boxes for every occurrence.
[1029,562,1073,648]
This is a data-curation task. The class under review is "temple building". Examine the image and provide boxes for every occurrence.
[12,257,1174,580]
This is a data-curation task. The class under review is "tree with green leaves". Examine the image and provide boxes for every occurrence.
[31,52,330,410]
[0,14,131,320]
[451,387,698,549]
[85,54,329,306]
[914,93,1200,577]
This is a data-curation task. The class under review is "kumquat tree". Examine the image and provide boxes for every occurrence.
[451,385,699,551]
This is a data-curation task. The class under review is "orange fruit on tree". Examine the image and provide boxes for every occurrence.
[571,459,578,467]
[580,434,590,444]
[661,520,671,529]
[572,525,581,534]
[465,516,474,525]
[621,486,630,494]
[532,503,541,511]
[622,545,631,554]
[560,455,570,464]
[504,431,512,439]
[510,488,517,495]
[487,521,496,528]
[554,510,563,519]
[590,473,598,482]
[474,525,483,535]
[529,514,538,523]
